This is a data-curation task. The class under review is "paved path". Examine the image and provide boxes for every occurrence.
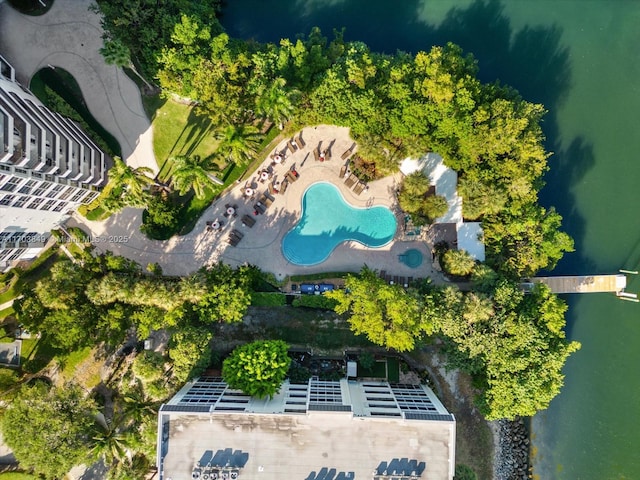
[0,0,157,173]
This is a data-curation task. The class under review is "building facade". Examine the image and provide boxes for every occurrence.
[158,377,456,480]
[0,55,106,270]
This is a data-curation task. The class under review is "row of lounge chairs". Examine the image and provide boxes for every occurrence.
[287,134,306,154]
[343,172,366,195]
[379,270,415,288]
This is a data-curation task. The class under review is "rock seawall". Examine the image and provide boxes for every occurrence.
[491,418,530,480]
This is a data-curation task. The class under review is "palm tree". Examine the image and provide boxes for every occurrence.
[169,155,217,199]
[255,77,298,129]
[215,124,262,166]
[88,417,134,469]
[107,157,155,208]
[100,39,154,91]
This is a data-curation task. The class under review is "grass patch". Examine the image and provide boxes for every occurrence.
[251,292,286,307]
[358,360,387,378]
[59,347,92,378]
[147,96,222,181]
[0,307,15,320]
[77,180,114,220]
[386,356,400,382]
[0,247,60,305]
[0,472,41,479]
[21,336,60,374]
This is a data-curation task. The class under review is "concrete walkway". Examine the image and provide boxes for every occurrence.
[0,0,157,173]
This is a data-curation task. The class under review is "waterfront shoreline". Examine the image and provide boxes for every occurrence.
[490,419,530,480]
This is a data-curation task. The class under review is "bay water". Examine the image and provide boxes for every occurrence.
[221,1,640,478]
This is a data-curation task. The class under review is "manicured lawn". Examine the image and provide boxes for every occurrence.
[0,472,40,479]
[0,307,15,320]
[251,292,287,307]
[146,95,222,182]
[0,247,60,305]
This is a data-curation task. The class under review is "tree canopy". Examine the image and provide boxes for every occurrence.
[1,383,96,479]
[326,267,434,351]
[222,340,291,398]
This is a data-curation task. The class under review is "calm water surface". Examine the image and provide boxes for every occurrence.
[222,1,640,478]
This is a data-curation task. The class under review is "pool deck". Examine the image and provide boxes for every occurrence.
[71,125,439,282]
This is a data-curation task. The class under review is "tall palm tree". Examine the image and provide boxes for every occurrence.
[100,39,154,91]
[88,417,134,469]
[215,124,262,166]
[169,155,217,199]
[255,77,298,129]
[107,157,155,208]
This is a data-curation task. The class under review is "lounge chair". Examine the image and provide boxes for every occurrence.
[279,179,289,195]
[344,173,358,188]
[323,148,332,161]
[241,215,256,228]
[254,202,266,214]
[227,235,240,246]
[339,165,347,178]
[341,143,356,160]
[264,196,273,207]
[353,181,366,195]
[380,270,387,279]
[286,171,298,183]
[268,183,278,195]
[295,135,306,149]
[313,147,320,161]
[287,139,297,154]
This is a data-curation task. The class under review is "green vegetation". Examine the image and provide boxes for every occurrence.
[222,340,291,399]
[454,464,477,480]
[292,294,338,310]
[326,267,433,352]
[251,292,287,307]
[29,67,121,157]
[398,172,448,225]
[1,383,96,479]
[442,249,477,277]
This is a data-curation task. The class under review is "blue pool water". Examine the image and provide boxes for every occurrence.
[282,182,397,265]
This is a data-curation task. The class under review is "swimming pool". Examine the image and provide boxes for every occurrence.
[282,182,397,265]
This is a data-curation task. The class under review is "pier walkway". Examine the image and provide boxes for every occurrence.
[529,274,627,294]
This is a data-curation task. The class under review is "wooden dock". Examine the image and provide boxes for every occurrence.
[531,274,627,294]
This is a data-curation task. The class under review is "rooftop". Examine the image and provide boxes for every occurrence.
[158,378,456,480]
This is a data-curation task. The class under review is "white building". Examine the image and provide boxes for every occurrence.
[400,153,485,262]
[158,377,456,480]
[0,55,106,270]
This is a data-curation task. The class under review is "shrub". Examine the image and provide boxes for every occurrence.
[222,340,291,398]
[292,294,338,309]
[250,292,286,306]
[454,464,477,480]
[442,249,476,277]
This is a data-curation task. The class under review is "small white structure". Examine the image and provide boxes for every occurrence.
[400,153,486,261]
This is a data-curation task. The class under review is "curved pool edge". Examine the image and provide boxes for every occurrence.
[281,181,398,266]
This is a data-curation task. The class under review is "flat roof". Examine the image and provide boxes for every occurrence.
[160,410,455,480]
[159,379,455,480]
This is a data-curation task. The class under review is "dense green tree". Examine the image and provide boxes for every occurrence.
[132,350,166,383]
[434,281,580,420]
[1,383,96,479]
[105,157,155,211]
[255,77,298,129]
[169,154,217,199]
[398,172,448,225]
[168,326,213,383]
[326,267,433,351]
[222,340,291,398]
[441,249,477,277]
